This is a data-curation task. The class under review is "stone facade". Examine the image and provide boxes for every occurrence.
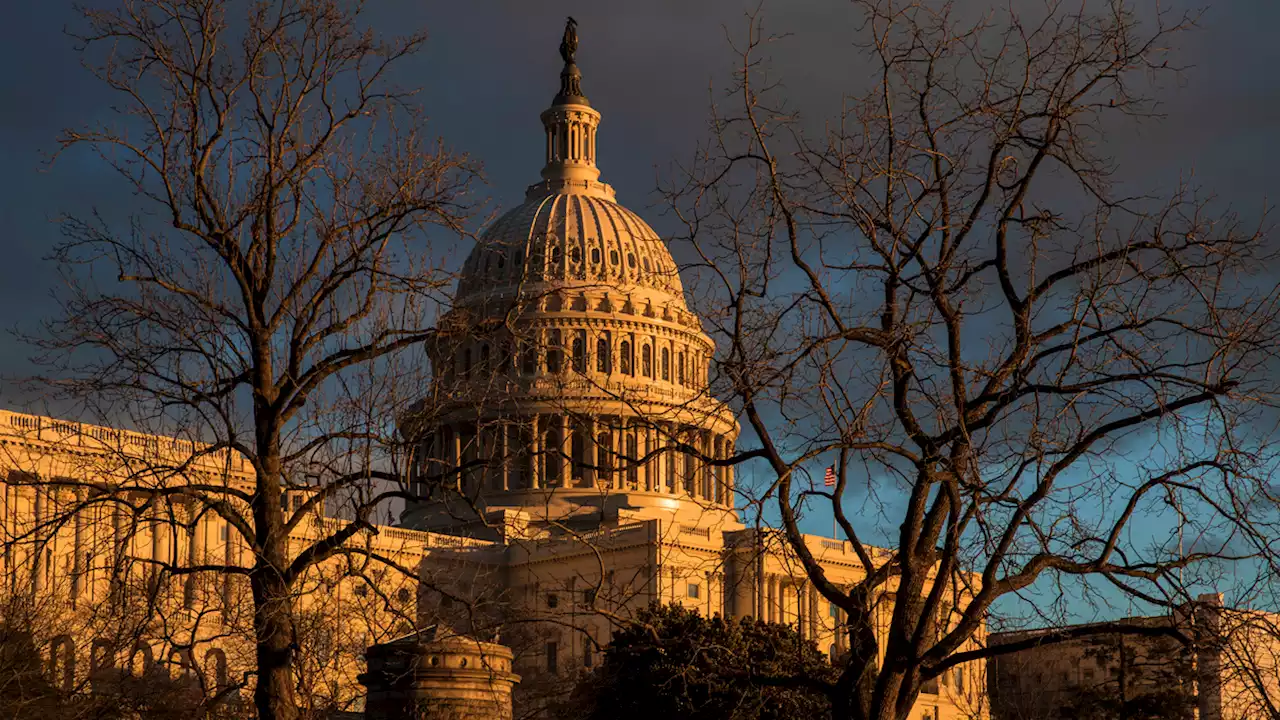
[989,595,1280,720]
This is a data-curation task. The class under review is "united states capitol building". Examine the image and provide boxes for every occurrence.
[0,25,984,720]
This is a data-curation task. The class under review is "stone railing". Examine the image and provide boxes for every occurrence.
[0,409,251,475]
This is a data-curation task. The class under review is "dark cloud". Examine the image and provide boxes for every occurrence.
[1,1,1276,402]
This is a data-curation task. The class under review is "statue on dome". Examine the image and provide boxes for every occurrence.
[560,17,578,66]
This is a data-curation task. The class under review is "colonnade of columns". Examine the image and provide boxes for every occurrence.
[757,573,829,641]
[419,414,735,507]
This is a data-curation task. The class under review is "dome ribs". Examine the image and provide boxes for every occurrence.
[455,194,689,308]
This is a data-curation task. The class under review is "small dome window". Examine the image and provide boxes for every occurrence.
[571,247,582,264]
[627,253,636,268]
[551,246,563,266]
[642,257,651,271]
[591,248,601,264]
[496,254,505,269]
[610,250,619,265]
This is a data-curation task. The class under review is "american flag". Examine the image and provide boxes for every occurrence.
[823,466,837,487]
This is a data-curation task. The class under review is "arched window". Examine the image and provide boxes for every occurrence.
[90,639,113,678]
[596,333,612,374]
[130,642,154,677]
[572,330,587,373]
[546,330,563,373]
[641,344,653,377]
[460,348,472,380]
[661,348,671,381]
[479,344,491,374]
[620,340,633,375]
[205,648,228,691]
[596,432,613,486]
[677,351,686,385]
[50,635,75,692]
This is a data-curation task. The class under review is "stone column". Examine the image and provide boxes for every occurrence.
[32,488,44,593]
[641,424,652,491]
[797,582,807,638]
[558,414,571,487]
[498,422,509,492]
[810,585,821,642]
[529,416,542,490]
[764,574,773,623]
[451,424,463,488]
[71,490,85,601]
[583,416,597,488]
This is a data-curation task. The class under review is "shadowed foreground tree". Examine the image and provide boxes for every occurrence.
[564,604,835,720]
[667,2,1280,719]
[22,1,477,718]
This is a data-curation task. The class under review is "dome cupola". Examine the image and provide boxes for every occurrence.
[404,19,739,538]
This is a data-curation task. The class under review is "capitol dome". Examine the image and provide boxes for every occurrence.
[401,25,738,537]
[454,192,687,308]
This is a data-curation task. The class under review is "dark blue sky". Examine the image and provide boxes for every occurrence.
[1,0,1277,398]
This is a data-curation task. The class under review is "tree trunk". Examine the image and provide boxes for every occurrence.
[254,571,298,720]
[253,437,297,720]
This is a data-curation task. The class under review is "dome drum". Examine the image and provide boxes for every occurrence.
[408,411,738,534]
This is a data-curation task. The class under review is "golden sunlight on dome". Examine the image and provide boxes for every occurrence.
[402,18,738,538]
[454,193,688,308]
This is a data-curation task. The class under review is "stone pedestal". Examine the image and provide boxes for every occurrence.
[360,627,519,720]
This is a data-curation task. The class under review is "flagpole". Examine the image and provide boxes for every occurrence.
[824,465,838,540]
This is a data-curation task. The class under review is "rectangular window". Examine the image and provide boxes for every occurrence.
[687,582,701,599]
[546,641,559,674]
[829,602,839,619]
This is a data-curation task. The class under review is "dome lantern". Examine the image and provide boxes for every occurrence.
[531,17,611,199]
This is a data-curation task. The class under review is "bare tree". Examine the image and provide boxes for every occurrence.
[22,1,478,717]
[665,2,1280,719]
